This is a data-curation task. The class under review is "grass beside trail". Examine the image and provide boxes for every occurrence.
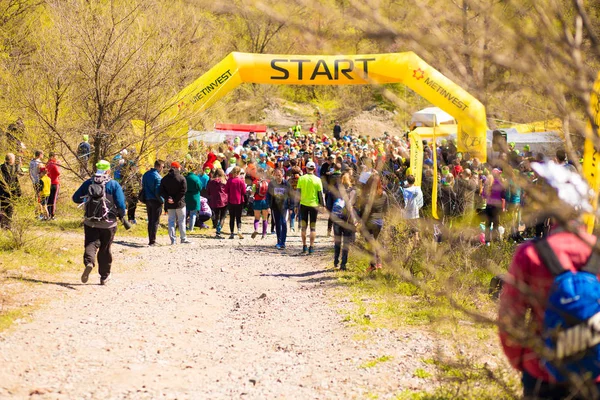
[335,218,520,399]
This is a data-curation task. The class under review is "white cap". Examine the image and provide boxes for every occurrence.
[306,161,316,170]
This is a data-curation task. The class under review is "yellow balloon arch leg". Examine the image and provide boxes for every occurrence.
[160,51,488,161]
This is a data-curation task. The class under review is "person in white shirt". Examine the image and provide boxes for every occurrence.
[401,175,424,240]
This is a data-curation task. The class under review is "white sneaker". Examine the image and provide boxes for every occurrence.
[181,239,192,244]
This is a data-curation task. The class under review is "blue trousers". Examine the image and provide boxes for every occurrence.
[273,209,288,246]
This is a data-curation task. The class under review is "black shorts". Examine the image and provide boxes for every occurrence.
[40,196,48,206]
[300,205,318,231]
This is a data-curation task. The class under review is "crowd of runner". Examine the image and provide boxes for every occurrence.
[0,119,579,276]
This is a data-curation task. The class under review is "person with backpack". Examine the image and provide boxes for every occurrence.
[498,160,600,399]
[141,160,164,246]
[266,168,290,249]
[160,161,191,245]
[251,168,270,239]
[331,172,357,271]
[72,160,126,285]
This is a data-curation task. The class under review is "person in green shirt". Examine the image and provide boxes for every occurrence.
[296,161,324,254]
[292,120,302,138]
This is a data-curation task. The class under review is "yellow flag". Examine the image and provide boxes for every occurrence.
[584,72,600,233]
[409,132,424,187]
[431,127,439,220]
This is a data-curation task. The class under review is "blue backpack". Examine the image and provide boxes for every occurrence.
[535,238,600,382]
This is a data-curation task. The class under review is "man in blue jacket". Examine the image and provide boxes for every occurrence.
[72,160,126,285]
[141,160,164,246]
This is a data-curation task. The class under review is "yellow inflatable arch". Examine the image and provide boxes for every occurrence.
[163,52,487,161]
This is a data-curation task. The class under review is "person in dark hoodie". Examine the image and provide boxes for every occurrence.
[72,160,126,285]
[267,167,291,249]
[160,161,191,245]
[325,162,342,236]
[141,160,164,246]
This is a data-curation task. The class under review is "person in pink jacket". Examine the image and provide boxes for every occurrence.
[224,166,246,239]
[207,168,228,238]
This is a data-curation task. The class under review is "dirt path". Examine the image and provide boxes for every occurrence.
[0,220,434,399]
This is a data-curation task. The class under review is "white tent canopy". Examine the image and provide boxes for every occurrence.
[410,107,457,127]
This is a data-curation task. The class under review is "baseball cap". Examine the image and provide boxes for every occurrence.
[95,159,111,176]
[306,161,316,169]
[171,161,181,168]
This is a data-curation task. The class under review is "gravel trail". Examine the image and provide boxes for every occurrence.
[0,221,432,399]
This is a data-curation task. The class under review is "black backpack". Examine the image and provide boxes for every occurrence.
[85,177,113,222]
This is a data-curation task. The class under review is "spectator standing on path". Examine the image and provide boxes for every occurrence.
[141,160,164,246]
[267,167,290,249]
[160,161,191,245]
[46,152,61,220]
[225,166,246,239]
[185,165,203,232]
[29,150,44,192]
[400,175,424,241]
[77,134,92,176]
[72,160,126,285]
[331,173,357,271]
[0,153,22,228]
[333,121,342,141]
[297,161,324,255]
[207,168,228,238]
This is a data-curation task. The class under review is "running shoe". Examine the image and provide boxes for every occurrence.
[100,274,111,285]
[238,232,244,239]
[280,245,286,249]
[229,233,235,239]
[275,244,282,249]
[302,245,308,254]
[308,247,314,255]
[366,264,376,273]
[81,263,93,283]
[181,239,192,244]
[252,231,258,239]
[340,265,348,271]
[375,263,383,269]
[262,234,266,239]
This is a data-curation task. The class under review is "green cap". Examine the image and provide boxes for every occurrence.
[96,160,110,171]
[523,144,530,151]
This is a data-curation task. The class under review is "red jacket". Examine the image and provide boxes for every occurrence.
[499,229,597,382]
[224,176,246,205]
[46,159,61,185]
[207,178,228,209]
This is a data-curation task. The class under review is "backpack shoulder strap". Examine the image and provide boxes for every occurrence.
[582,238,600,275]
[534,238,565,276]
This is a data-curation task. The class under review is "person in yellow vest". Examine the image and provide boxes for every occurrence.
[38,166,51,220]
[292,121,302,138]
